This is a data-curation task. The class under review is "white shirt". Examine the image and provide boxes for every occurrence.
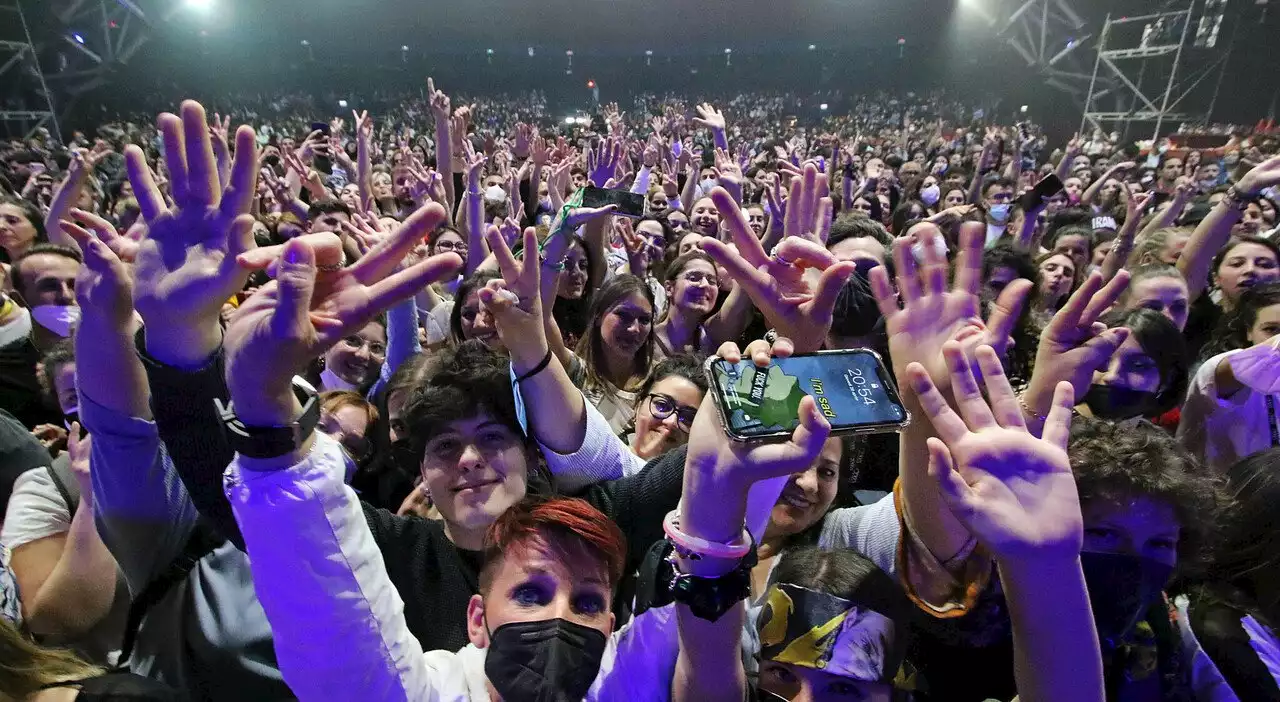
[1177,349,1280,473]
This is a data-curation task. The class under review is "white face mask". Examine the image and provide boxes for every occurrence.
[920,185,941,206]
[320,367,359,392]
[483,185,508,204]
[30,305,80,338]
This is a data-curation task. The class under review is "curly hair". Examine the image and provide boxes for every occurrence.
[38,339,75,409]
[1068,416,1225,574]
[1199,280,1280,361]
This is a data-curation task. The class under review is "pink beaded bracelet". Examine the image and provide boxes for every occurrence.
[662,510,753,561]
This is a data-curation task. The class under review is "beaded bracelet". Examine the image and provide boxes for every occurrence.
[662,510,753,561]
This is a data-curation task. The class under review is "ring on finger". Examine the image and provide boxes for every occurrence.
[769,243,794,266]
[316,262,344,273]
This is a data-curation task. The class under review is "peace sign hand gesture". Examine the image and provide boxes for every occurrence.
[478,225,547,371]
[224,204,462,427]
[906,344,1082,562]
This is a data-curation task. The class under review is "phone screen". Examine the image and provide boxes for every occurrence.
[310,121,331,137]
[581,185,646,218]
[707,350,908,441]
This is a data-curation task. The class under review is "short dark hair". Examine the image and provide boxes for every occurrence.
[981,175,1014,197]
[1068,416,1224,572]
[307,198,352,220]
[399,341,522,457]
[9,243,81,302]
[826,212,893,275]
[38,339,75,407]
[636,353,708,400]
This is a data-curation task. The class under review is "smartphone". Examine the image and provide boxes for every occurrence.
[705,349,910,443]
[1016,173,1064,212]
[1148,190,1173,208]
[581,185,646,218]
[310,121,331,137]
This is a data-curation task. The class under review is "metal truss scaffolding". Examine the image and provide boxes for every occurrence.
[994,0,1098,99]
[1080,1,1233,141]
[0,0,60,141]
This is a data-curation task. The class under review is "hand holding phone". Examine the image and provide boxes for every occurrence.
[1016,173,1064,212]
[706,349,909,443]
[581,185,645,219]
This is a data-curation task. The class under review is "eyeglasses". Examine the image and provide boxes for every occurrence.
[342,335,387,356]
[644,393,698,431]
[680,270,718,287]
[434,241,468,253]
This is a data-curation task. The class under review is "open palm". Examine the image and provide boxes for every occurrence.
[907,343,1082,561]
[127,101,260,363]
[872,224,1031,391]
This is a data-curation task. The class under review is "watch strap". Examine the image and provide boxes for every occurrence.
[216,386,321,459]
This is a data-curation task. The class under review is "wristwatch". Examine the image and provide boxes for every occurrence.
[215,385,321,459]
[659,538,757,622]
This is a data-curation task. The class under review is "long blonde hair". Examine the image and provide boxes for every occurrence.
[0,616,101,701]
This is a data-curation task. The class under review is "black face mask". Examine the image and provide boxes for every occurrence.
[1079,551,1174,650]
[829,262,883,339]
[1082,384,1159,421]
[485,618,608,702]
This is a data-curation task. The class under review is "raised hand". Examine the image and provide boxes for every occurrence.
[700,187,854,353]
[871,224,1032,391]
[427,78,450,123]
[587,138,623,188]
[693,103,726,136]
[223,204,462,426]
[1021,270,1131,433]
[511,122,533,159]
[907,344,1081,561]
[683,337,832,536]
[461,139,487,192]
[63,208,140,265]
[477,225,545,367]
[127,100,260,367]
[1236,154,1280,196]
[60,211,134,328]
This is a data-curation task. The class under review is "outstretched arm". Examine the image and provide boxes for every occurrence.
[1179,156,1280,302]
[672,339,832,702]
[907,346,1102,702]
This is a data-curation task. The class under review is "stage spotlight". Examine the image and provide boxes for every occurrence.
[564,116,576,125]
[73,33,85,44]
[819,103,829,111]
[339,100,349,108]
[186,0,214,11]
[808,44,817,51]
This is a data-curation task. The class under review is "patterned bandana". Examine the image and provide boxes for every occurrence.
[757,583,903,684]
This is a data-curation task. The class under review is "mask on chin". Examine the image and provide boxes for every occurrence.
[1082,384,1159,421]
[1079,550,1174,650]
[31,305,80,338]
[484,617,608,702]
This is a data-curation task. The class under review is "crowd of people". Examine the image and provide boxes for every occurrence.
[0,74,1278,702]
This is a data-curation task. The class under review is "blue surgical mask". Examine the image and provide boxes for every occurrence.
[988,203,1011,224]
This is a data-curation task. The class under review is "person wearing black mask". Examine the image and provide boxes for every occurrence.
[907,417,1223,702]
[823,213,894,353]
[1077,309,1187,423]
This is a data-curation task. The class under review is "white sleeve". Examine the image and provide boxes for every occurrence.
[538,398,646,494]
[224,434,444,702]
[1,469,68,549]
